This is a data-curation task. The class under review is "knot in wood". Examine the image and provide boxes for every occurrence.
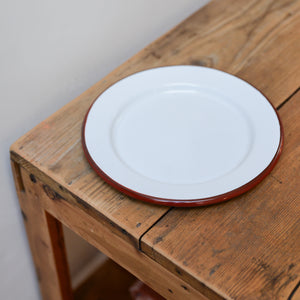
[43,184,62,202]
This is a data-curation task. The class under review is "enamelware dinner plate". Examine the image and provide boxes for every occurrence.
[82,66,283,206]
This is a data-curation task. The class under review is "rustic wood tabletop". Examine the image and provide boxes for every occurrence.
[10,0,300,299]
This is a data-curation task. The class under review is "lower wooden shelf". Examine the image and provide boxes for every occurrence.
[74,257,136,300]
[74,257,164,300]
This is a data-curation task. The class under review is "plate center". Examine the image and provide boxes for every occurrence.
[112,86,252,184]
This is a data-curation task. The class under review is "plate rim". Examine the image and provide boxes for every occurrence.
[82,66,284,207]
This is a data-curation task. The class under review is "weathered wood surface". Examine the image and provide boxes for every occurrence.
[10,0,300,299]
[10,0,300,250]
[115,0,300,108]
[11,162,73,300]
[141,92,300,299]
[20,167,212,300]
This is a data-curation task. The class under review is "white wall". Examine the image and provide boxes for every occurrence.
[0,0,209,299]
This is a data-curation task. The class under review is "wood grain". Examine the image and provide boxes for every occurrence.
[114,0,300,107]
[11,150,168,250]
[19,167,213,300]
[11,162,73,300]
[10,81,169,250]
[9,0,300,299]
[141,92,300,299]
[9,0,300,248]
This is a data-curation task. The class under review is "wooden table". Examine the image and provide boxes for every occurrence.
[10,0,300,299]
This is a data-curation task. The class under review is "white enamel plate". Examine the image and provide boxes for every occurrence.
[83,66,283,206]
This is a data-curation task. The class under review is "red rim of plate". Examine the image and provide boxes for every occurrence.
[82,70,284,207]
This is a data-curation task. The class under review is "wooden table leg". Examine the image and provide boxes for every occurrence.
[11,161,73,300]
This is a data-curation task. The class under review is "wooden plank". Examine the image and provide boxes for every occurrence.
[114,0,300,107]
[9,0,300,251]
[11,161,73,300]
[20,167,215,300]
[10,1,300,297]
[141,92,300,299]
[11,150,168,250]
[10,80,169,249]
